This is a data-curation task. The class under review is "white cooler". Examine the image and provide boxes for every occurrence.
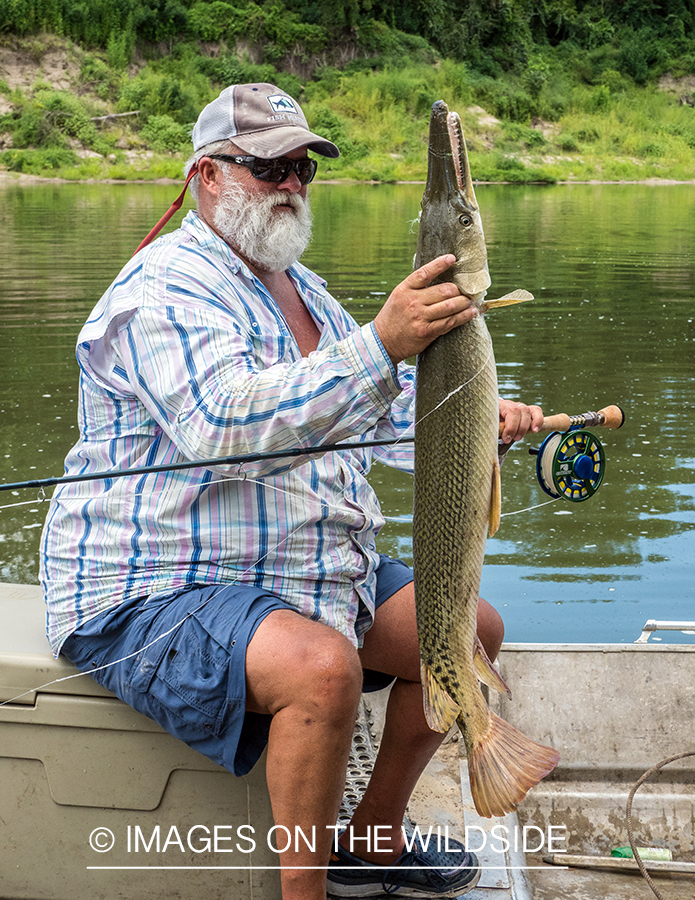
[0,583,280,900]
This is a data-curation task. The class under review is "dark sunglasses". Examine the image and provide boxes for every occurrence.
[206,153,318,185]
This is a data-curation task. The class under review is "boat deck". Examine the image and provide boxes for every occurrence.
[408,740,693,900]
[1,583,693,899]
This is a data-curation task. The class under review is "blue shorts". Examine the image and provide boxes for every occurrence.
[61,556,414,777]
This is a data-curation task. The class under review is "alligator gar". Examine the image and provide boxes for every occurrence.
[413,100,559,818]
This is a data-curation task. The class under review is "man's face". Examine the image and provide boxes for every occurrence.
[211,146,313,273]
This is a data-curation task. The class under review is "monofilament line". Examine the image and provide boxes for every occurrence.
[0,350,507,708]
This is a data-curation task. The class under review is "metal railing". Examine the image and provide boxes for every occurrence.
[635,620,695,643]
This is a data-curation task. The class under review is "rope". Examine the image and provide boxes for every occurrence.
[626,749,695,900]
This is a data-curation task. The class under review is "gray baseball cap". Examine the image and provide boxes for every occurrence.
[192,83,340,158]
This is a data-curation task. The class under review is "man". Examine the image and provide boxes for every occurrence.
[40,83,543,900]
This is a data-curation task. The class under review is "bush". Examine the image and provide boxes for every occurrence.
[502,122,547,148]
[469,151,556,184]
[0,147,79,173]
[187,1,244,42]
[116,72,201,123]
[7,89,109,153]
[475,77,536,122]
[556,133,580,152]
[356,18,437,67]
[106,29,135,70]
[618,27,667,85]
[524,56,550,98]
[306,103,367,160]
[140,113,191,151]
[79,54,123,101]
[600,68,631,95]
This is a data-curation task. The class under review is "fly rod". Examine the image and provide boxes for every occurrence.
[519,403,626,503]
[1,405,625,495]
[498,404,625,437]
[0,437,414,494]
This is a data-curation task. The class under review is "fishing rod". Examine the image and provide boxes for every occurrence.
[496,403,624,438]
[524,404,626,503]
[0,437,413,494]
[0,404,624,499]
[529,404,624,434]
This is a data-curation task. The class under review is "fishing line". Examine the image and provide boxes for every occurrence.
[3,349,518,708]
[379,497,560,526]
[0,498,48,512]
[0,456,387,707]
[412,346,494,428]
[0,436,416,494]
[0,604,215,707]
[0,480,334,709]
[500,497,560,517]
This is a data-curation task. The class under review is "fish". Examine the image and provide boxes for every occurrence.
[412,100,559,818]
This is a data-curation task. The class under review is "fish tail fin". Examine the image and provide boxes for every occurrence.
[483,289,533,311]
[421,661,461,733]
[464,710,560,818]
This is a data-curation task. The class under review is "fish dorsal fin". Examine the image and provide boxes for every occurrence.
[489,459,501,537]
[483,289,533,311]
[421,661,461,733]
[474,635,512,699]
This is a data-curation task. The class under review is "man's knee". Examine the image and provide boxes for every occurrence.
[246,610,362,717]
[477,598,504,662]
[302,632,363,713]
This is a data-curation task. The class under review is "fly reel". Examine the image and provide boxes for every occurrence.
[533,428,606,502]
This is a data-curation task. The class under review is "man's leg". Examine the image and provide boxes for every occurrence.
[344,586,503,864]
[244,589,503,897]
[245,609,363,900]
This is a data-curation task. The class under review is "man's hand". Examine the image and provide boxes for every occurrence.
[374,255,478,365]
[499,398,544,444]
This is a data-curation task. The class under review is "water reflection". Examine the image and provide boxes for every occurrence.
[0,180,693,642]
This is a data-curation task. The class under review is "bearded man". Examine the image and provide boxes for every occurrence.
[41,84,543,900]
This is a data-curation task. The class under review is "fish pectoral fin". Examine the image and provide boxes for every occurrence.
[489,459,501,537]
[421,661,461,733]
[483,289,533,311]
[474,635,512,699]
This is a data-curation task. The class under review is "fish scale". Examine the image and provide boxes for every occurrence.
[413,99,559,818]
[415,316,498,725]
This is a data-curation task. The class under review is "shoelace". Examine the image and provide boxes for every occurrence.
[382,846,470,895]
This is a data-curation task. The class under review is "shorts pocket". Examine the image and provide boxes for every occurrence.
[128,616,230,739]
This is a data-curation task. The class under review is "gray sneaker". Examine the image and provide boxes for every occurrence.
[326,833,481,898]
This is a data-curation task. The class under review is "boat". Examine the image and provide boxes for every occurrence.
[1,581,693,899]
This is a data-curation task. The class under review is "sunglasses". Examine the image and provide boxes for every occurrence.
[206,154,318,185]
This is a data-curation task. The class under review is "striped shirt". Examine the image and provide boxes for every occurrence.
[40,211,416,656]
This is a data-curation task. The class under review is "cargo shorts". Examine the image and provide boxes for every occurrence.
[61,555,414,776]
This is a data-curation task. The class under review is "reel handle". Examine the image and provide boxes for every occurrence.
[500,404,625,437]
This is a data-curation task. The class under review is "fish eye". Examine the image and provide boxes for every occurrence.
[459,215,473,227]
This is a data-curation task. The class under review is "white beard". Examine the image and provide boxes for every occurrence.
[213,178,313,273]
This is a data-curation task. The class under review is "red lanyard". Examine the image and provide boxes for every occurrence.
[132,164,199,256]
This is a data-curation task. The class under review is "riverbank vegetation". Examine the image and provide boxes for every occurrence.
[1,0,694,183]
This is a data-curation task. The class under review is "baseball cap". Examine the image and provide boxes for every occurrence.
[192,83,340,159]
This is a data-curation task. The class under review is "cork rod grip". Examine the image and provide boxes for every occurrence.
[500,404,625,436]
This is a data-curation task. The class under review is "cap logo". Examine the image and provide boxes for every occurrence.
[267,94,299,114]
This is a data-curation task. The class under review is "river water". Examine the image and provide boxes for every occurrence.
[0,179,693,643]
